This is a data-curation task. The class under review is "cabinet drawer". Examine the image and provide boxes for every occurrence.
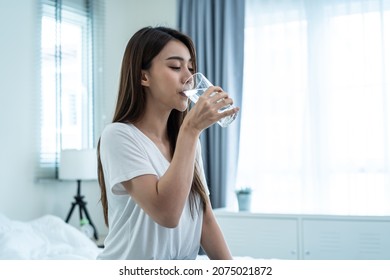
[302,219,390,259]
[215,214,298,259]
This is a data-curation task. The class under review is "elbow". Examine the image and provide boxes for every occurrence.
[160,220,179,229]
[155,213,181,229]
[148,198,185,228]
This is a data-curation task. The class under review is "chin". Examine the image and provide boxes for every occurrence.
[176,102,189,112]
[177,107,188,112]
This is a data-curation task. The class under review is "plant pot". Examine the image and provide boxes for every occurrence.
[236,193,252,211]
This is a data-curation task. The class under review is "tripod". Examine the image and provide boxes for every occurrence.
[65,180,98,240]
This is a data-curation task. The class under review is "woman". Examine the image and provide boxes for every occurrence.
[97,26,238,260]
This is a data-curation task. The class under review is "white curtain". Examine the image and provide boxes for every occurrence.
[236,0,390,215]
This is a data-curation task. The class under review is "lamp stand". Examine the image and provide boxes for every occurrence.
[65,179,98,240]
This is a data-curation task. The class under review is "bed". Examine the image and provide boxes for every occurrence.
[0,213,255,260]
[0,213,101,260]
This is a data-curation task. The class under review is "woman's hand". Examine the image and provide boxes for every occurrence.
[183,86,239,132]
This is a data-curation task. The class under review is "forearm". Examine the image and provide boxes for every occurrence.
[201,204,233,260]
[153,124,201,224]
[159,124,199,191]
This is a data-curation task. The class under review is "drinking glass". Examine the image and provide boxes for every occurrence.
[183,73,237,127]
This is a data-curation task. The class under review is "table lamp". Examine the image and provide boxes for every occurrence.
[59,148,98,240]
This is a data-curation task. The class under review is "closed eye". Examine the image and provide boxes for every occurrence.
[169,65,194,73]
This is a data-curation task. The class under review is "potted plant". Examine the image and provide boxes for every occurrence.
[235,186,252,211]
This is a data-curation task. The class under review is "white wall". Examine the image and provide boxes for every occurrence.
[0,0,177,237]
[102,0,178,123]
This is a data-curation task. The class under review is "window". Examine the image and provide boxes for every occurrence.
[39,0,103,177]
[236,0,390,215]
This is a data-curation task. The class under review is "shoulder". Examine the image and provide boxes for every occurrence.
[101,123,137,142]
[99,123,149,163]
[99,123,144,155]
[101,122,132,137]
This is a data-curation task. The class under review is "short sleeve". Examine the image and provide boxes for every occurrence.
[99,123,157,195]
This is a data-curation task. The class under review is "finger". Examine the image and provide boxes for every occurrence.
[210,91,229,104]
[203,86,223,98]
[215,97,233,111]
[219,106,239,118]
[213,95,230,108]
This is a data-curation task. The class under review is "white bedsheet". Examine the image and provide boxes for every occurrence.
[0,213,101,260]
[0,213,256,260]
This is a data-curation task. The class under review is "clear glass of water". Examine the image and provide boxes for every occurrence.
[183,73,237,127]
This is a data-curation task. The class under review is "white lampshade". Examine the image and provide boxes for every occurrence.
[59,149,97,180]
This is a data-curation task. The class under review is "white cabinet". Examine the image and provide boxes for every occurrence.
[214,209,390,260]
[214,210,299,259]
[302,218,390,260]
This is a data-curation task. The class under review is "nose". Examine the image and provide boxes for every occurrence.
[182,68,193,85]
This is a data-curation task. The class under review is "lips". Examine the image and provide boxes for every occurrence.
[179,92,187,98]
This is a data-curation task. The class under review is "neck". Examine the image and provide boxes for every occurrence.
[133,93,174,142]
[134,113,170,142]
[133,113,172,161]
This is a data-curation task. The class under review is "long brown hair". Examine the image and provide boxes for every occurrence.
[97,26,208,226]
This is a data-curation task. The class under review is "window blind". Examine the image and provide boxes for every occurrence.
[38,0,104,178]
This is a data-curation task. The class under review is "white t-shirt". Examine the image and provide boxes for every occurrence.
[97,122,208,260]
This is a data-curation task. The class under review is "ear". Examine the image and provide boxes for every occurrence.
[141,70,150,87]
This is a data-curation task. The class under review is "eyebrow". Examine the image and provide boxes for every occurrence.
[166,56,192,62]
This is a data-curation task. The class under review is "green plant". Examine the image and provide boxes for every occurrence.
[235,186,252,194]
